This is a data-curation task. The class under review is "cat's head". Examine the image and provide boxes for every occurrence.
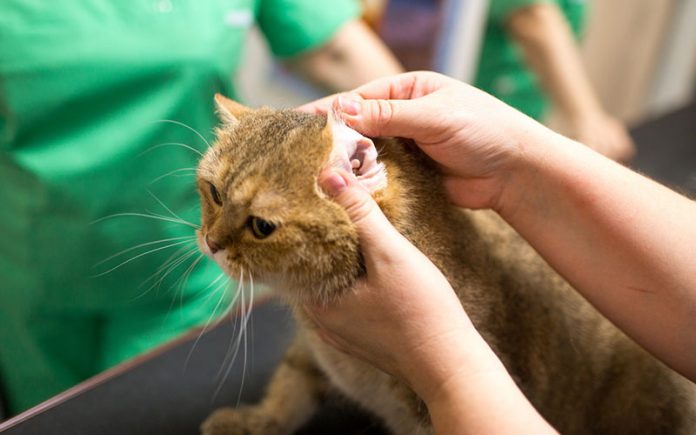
[196,95,387,304]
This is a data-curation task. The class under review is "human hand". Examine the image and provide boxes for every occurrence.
[306,167,494,404]
[566,112,636,162]
[299,71,550,211]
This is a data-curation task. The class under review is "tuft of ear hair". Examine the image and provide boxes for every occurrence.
[214,93,251,124]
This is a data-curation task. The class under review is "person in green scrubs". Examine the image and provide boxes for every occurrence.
[475,0,635,161]
[0,0,402,414]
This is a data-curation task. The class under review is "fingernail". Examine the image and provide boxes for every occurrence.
[339,95,361,116]
[322,170,348,196]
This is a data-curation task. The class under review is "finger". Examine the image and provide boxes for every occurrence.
[298,72,450,115]
[319,168,402,255]
[351,71,450,100]
[296,93,339,114]
[296,74,420,115]
[336,93,426,139]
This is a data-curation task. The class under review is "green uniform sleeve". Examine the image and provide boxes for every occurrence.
[256,0,361,58]
[488,0,553,24]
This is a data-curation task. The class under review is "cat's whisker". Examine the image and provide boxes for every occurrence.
[94,236,195,267]
[200,272,229,300]
[150,119,211,148]
[216,270,245,379]
[179,252,204,298]
[218,267,245,374]
[92,212,200,229]
[145,190,188,225]
[235,271,254,407]
[139,142,204,158]
[150,167,197,185]
[184,274,232,370]
[148,211,201,230]
[92,239,196,277]
[215,271,255,403]
[133,246,200,301]
[139,245,198,289]
[213,268,253,400]
[169,252,205,311]
[217,270,245,349]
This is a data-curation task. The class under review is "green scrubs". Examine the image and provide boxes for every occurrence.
[0,0,358,414]
[474,0,587,120]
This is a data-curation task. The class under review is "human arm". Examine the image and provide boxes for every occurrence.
[302,71,696,380]
[309,169,556,434]
[287,19,403,91]
[505,3,635,161]
[498,128,696,380]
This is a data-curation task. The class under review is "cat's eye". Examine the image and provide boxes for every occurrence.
[248,216,276,239]
[209,183,222,206]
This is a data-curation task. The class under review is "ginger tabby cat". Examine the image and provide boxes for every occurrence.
[197,94,696,434]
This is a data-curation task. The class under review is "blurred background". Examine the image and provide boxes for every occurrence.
[240,0,696,126]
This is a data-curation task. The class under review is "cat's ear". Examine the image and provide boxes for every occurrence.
[214,93,250,124]
[323,106,361,146]
[323,105,387,193]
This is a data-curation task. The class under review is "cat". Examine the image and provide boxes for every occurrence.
[196,94,696,434]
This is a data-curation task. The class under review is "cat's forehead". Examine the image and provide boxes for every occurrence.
[200,109,331,192]
[225,109,322,140]
[219,110,325,155]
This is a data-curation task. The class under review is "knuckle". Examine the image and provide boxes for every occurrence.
[375,99,394,126]
[342,191,375,225]
[363,99,395,136]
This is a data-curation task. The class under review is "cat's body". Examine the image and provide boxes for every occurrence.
[198,100,696,435]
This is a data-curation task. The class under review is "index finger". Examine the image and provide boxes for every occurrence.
[296,93,338,115]
[351,71,453,101]
[296,71,454,114]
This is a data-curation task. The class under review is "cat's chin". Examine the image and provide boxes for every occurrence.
[242,270,358,306]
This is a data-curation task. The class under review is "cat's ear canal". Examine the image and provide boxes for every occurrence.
[214,93,251,125]
[323,106,387,194]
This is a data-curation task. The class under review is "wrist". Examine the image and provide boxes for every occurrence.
[496,122,601,226]
[492,120,561,216]
[409,325,505,405]
[421,338,557,434]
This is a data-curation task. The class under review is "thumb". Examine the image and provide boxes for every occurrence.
[336,94,422,139]
[319,168,400,250]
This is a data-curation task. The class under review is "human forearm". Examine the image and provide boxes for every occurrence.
[506,4,635,161]
[507,3,599,118]
[498,128,696,379]
[288,19,403,91]
[422,332,556,435]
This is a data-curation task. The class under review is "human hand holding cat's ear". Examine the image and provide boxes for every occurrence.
[309,167,480,397]
[306,167,556,434]
[300,71,551,212]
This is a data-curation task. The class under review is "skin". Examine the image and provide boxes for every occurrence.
[289,19,403,91]
[506,3,635,161]
[300,71,696,432]
[312,168,557,434]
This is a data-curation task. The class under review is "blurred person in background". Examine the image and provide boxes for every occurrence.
[475,0,635,161]
[0,0,401,415]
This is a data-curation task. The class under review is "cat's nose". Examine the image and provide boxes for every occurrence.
[205,235,223,254]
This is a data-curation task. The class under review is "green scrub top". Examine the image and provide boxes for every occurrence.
[0,0,358,414]
[474,0,587,120]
